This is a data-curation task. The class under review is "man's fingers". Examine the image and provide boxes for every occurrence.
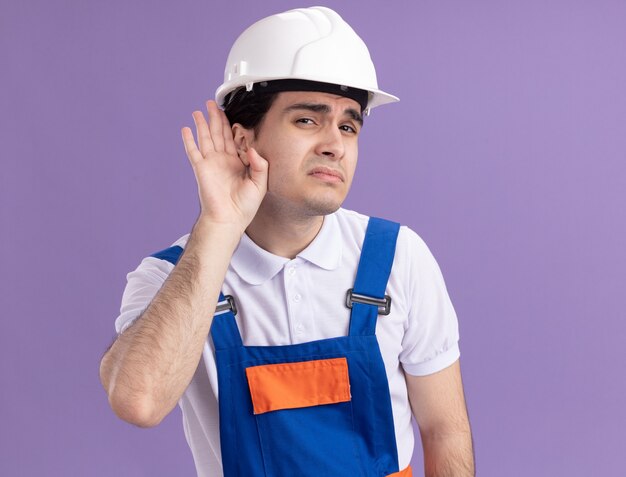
[206,101,224,152]
[185,102,240,171]
[192,111,214,156]
[181,127,203,165]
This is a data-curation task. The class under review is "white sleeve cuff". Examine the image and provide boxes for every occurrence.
[401,343,460,376]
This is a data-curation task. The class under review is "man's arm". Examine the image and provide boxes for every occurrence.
[405,359,475,477]
[99,101,268,427]
[99,219,240,427]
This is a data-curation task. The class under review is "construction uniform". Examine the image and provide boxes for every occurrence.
[115,208,460,476]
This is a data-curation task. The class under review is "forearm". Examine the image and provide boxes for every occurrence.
[422,429,475,477]
[100,218,242,427]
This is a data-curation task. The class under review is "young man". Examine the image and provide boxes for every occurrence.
[100,7,474,477]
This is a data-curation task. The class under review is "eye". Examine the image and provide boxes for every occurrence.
[296,118,316,125]
[339,124,358,134]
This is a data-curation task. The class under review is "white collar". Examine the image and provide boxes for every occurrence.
[231,212,343,285]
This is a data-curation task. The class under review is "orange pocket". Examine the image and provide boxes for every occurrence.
[245,358,351,415]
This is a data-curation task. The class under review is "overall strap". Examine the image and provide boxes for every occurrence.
[150,245,184,264]
[210,294,243,350]
[150,245,243,349]
[348,217,400,336]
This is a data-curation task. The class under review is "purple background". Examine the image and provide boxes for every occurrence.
[2,0,625,475]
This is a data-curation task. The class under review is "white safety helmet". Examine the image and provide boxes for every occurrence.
[215,6,399,114]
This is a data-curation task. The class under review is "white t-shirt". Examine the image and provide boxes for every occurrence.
[115,208,460,476]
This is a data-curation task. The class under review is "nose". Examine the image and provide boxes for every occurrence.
[315,124,344,159]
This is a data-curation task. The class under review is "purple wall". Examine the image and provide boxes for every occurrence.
[2,0,625,475]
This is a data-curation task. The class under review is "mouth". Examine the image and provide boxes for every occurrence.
[308,166,345,183]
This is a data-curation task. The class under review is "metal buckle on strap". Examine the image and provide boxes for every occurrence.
[345,288,392,316]
[215,295,237,316]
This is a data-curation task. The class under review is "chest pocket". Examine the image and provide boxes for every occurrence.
[246,357,366,476]
[246,358,351,413]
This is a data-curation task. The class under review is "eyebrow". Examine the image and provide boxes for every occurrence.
[283,102,363,125]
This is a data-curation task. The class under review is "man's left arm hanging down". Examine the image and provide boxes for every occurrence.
[405,360,475,477]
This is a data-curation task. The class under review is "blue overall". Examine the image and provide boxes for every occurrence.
[152,217,409,477]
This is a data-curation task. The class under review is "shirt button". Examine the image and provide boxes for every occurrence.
[293,294,301,302]
[288,267,296,276]
[296,324,304,334]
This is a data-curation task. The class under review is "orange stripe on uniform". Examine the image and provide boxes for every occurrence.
[386,465,413,477]
[245,357,351,415]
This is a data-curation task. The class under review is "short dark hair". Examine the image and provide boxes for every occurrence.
[223,88,278,134]
[223,80,367,133]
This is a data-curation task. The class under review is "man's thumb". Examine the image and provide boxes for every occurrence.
[247,147,268,186]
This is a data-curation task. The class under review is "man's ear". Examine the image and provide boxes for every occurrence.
[232,123,255,166]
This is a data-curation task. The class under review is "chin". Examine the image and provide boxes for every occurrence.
[301,197,343,217]
[263,190,346,219]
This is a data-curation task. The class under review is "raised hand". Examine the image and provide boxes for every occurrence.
[181,100,268,234]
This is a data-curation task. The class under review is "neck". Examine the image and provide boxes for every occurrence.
[245,203,326,259]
